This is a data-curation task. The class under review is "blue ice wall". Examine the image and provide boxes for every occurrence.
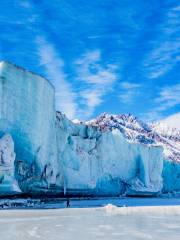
[56,113,164,196]
[163,160,180,193]
[0,61,178,196]
[0,61,58,192]
[0,134,20,194]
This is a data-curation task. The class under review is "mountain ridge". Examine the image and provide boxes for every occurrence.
[82,113,180,162]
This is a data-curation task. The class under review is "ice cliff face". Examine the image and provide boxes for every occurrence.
[56,112,163,196]
[87,113,180,193]
[0,134,20,194]
[0,61,58,194]
[0,61,179,196]
[88,113,180,162]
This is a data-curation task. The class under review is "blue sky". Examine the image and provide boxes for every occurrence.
[0,0,179,121]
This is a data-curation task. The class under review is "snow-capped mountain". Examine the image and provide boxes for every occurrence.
[159,113,180,130]
[87,113,180,162]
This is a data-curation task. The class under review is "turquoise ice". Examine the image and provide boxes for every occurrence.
[0,61,58,193]
[0,61,179,196]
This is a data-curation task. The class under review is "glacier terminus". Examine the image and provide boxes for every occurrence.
[0,61,180,197]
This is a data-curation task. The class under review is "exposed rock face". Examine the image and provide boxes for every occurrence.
[0,61,179,196]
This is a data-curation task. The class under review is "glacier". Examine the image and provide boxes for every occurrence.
[56,112,163,196]
[0,134,20,194]
[0,61,58,194]
[0,61,179,197]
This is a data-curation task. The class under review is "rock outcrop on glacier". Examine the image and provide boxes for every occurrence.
[0,61,179,196]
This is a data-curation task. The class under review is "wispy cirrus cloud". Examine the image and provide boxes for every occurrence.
[19,1,32,9]
[36,42,117,119]
[144,4,180,79]
[155,83,180,111]
[145,84,180,121]
[75,50,117,85]
[36,36,77,119]
[75,50,117,118]
[119,82,141,104]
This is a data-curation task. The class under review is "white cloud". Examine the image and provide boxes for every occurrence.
[144,84,180,121]
[79,89,103,117]
[120,82,141,89]
[75,50,117,85]
[119,81,141,104]
[19,0,32,9]
[36,43,118,119]
[36,43,117,120]
[80,89,103,108]
[155,84,180,111]
[36,37,77,119]
[75,50,117,118]
[144,5,180,79]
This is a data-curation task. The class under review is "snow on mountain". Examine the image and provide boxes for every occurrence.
[150,121,180,161]
[87,113,180,162]
[159,113,180,130]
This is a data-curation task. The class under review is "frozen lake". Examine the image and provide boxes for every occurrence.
[0,204,180,240]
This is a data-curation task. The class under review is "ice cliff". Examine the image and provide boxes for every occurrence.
[0,61,179,196]
[0,134,20,194]
[56,112,164,196]
[0,61,58,194]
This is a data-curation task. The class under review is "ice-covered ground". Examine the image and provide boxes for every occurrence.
[0,204,180,240]
[1,197,180,209]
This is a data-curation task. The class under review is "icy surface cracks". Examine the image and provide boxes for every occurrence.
[0,61,179,196]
